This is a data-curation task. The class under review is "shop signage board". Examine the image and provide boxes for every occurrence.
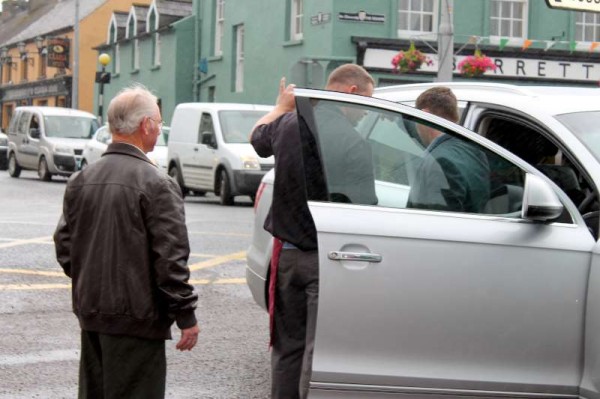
[47,38,70,69]
[546,0,600,13]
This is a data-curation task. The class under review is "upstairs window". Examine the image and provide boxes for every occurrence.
[234,24,244,93]
[490,0,528,38]
[290,0,303,41]
[398,0,438,37]
[215,0,225,56]
[576,12,600,42]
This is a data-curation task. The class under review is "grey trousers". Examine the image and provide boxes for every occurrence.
[79,330,166,399]
[271,249,319,399]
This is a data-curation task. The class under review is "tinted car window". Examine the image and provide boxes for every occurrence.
[44,116,98,139]
[301,99,526,216]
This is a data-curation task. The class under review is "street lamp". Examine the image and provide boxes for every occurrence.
[96,53,111,124]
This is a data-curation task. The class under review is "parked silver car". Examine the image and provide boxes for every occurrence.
[246,84,600,398]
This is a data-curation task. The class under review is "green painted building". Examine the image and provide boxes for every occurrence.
[97,0,600,123]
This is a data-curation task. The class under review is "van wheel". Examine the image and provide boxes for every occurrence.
[38,157,52,181]
[169,166,188,197]
[8,153,21,178]
[219,171,234,206]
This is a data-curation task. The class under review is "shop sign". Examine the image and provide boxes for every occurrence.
[311,12,331,26]
[0,82,67,102]
[47,37,70,69]
[364,48,600,82]
[546,0,600,13]
[339,11,385,23]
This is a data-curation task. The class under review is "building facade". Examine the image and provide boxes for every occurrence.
[94,0,194,125]
[0,0,152,130]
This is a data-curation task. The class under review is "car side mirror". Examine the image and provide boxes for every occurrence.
[29,128,40,139]
[521,173,564,222]
[201,131,217,148]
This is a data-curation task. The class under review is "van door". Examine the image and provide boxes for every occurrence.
[196,112,218,189]
[15,111,38,169]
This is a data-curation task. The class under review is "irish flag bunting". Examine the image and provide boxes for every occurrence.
[522,39,533,51]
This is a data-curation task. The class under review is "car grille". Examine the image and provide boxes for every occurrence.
[74,149,83,156]
[260,164,273,171]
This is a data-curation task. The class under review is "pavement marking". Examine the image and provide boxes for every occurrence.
[188,251,246,271]
[0,236,53,249]
[0,268,64,277]
[0,349,79,366]
[0,278,247,291]
[189,253,217,259]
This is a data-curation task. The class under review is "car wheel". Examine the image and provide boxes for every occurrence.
[80,159,88,170]
[219,170,234,206]
[168,166,188,197]
[8,153,21,178]
[38,157,52,181]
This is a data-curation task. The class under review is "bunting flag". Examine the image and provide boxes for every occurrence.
[499,38,509,51]
[544,40,556,51]
[570,40,578,52]
[590,42,600,52]
[522,39,533,51]
[468,35,479,45]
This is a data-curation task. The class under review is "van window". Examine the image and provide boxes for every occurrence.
[219,110,268,143]
[43,116,98,139]
[17,112,31,135]
[7,110,20,134]
[198,113,214,144]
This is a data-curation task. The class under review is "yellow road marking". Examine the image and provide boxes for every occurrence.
[0,236,53,249]
[188,251,246,271]
[0,278,246,291]
[189,253,216,259]
[0,268,64,277]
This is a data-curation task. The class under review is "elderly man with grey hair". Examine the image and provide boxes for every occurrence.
[54,85,199,399]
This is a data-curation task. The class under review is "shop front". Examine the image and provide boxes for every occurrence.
[0,76,72,130]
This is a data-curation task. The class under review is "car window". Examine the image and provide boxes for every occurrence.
[298,97,529,217]
[8,111,20,134]
[218,110,268,143]
[476,113,589,223]
[97,128,111,144]
[43,116,98,139]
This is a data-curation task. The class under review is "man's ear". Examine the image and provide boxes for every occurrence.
[347,85,359,94]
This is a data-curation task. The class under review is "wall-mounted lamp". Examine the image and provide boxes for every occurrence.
[0,47,18,69]
[17,42,35,66]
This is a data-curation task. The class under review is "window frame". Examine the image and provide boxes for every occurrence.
[575,11,600,43]
[214,0,225,57]
[290,0,304,41]
[489,0,529,40]
[397,0,439,39]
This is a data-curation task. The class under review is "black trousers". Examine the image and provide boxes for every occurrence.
[79,330,166,399]
[271,249,319,399]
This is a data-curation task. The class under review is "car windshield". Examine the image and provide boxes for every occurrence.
[44,115,99,139]
[218,110,268,143]
[556,111,600,161]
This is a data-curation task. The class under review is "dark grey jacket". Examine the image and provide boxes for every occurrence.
[54,143,197,340]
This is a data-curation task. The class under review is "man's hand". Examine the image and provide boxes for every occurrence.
[250,77,296,137]
[176,324,200,351]
[275,77,296,113]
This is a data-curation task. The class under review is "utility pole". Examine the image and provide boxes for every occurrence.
[437,0,454,82]
[72,0,80,109]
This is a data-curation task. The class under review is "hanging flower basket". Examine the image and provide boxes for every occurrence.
[458,49,496,77]
[391,42,433,73]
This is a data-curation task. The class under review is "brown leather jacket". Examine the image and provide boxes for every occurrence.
[54,143,197,340]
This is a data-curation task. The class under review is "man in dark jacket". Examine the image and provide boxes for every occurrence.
[250,64,375,399]
[54,85,199,399]
[407,86,490,213]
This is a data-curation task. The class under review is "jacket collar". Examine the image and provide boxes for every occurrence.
[103,142,155,166]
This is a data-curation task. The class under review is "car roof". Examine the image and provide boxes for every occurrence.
[374,83,600,116]
[15,106,97,118]
[175,103,273,112]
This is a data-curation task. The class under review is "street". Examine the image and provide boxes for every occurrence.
[0,170,270,398]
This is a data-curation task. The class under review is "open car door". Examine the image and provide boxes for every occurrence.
[294,88,595,399]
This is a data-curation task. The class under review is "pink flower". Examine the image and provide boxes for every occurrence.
[390,42,433,73]
[458,50,496,77]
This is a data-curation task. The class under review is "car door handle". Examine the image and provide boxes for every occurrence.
[328,251,382,263]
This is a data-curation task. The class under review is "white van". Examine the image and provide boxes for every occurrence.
[167,103,274,205]
[7,106,99,180]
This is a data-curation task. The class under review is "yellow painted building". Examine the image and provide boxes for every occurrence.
[0,0,151,130]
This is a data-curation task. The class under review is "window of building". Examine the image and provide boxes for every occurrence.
[234,24,244,93]
[215,0,225,56]
[397,0,438,37]
[290,0,303,41]
[149,10,160,66]
[576,12,600,42]
[490,0,528,38]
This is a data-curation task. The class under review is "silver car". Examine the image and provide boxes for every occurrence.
[246,85,600,398]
